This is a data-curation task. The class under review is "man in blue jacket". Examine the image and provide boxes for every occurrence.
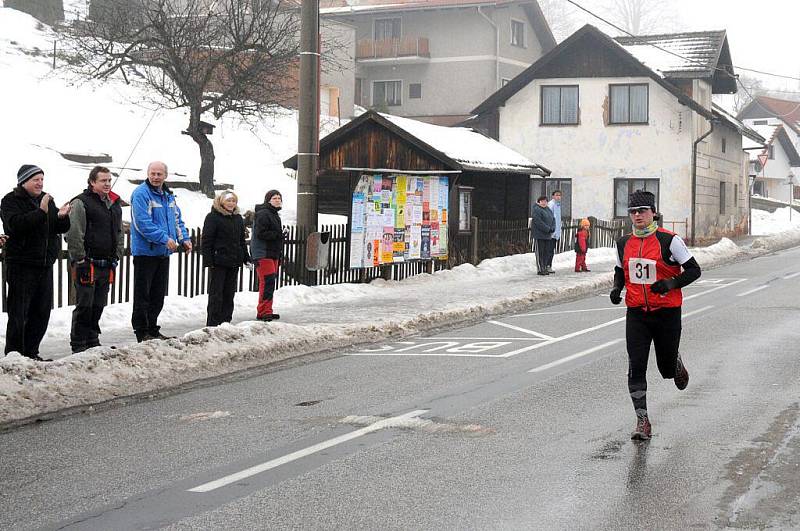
[130,161,190,342]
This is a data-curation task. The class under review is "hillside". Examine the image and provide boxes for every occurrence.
[0,5,342,227]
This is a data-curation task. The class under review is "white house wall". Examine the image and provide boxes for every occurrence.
[498,76,694,233]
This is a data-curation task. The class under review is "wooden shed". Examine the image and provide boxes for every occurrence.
[284,110,549,267]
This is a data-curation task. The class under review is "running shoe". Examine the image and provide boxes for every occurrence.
[674,356,689,390]
[631,414,651,440]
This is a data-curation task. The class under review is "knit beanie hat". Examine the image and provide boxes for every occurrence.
[17,164,44,186]
[628,190,656,212]
[264,189,282,202]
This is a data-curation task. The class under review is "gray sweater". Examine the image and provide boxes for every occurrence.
[531,204,555,240]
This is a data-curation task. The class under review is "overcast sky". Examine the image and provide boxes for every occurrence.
[675,0,800,94]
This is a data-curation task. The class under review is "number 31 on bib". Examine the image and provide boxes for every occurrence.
[628,258,657,284]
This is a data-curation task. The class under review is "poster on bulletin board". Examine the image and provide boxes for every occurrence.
[349,173,448,268]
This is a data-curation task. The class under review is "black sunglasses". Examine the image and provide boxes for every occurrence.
[628,207,652,214]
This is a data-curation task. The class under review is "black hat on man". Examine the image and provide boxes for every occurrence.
[17,164,44,186]
[628,190,656,212]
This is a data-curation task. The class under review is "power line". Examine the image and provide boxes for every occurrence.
[563,0,800,83]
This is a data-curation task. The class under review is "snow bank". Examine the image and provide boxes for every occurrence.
[2,230,797,427]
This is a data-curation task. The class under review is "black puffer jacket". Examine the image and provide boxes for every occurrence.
[201,207,250,268]
[250,203,284,260]
[1,187,70,266]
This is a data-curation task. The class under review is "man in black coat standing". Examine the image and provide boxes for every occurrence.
[1,165,71,360]
[66,166,124,353]
[531,195,555,276]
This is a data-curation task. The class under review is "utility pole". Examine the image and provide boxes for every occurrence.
[296,0,320,232]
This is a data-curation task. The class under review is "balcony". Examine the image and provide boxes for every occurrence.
[356,36,430,64]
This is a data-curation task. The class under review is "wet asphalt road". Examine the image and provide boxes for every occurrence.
[1,246,800,530]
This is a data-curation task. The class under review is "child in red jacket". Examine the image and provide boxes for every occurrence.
[574,218,591,272]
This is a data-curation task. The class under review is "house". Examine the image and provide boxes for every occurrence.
[738,95,800,203]
[321,0,556,126]
[469,24,764,243]
[284,110,549,267]
[5,0,64,26]
[744,123,800,203]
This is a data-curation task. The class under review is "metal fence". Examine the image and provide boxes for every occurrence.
[1,216,624,310]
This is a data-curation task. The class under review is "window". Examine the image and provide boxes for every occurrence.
[609,84,648,124]
[614,179,659,217]
[719,182,726,214]
[374,18,401,40]
[541,85,579,125]
[355,78,364,106]
[530,178,572,219]
[753,120,768,125]
[409,83,421,99]
[511,19,525,47]
[768,145,774,159]
[721,137,726,153]
[458,187,474,232]
[734,184,738,206]
[753,180,765,196]
[373,80,402,107]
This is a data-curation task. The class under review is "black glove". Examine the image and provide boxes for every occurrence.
[650,279,675,295]
[610,287,622,305]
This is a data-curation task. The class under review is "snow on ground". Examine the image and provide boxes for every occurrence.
[0,7,343,227]
[3,225,800,426]
[751,206,800,235]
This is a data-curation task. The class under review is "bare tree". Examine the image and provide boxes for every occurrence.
[730,74,765,114]
[62,0,301,195]
[537,0,581,42]
[600,0,678,35]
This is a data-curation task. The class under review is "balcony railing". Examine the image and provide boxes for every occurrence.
[356,36,430,60]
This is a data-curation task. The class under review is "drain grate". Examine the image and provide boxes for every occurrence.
[295,400,322,407]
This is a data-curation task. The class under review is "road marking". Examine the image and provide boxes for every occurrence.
[510,307,622,317]
[527,306,712,373]
[783,272,800,280]
[683,278,747,301]
[188,409,428,493]
[528,339,624,373]
[737,285,769,297]
[487,320,554,340]
[417,337,546,341]
[683,305,713,318]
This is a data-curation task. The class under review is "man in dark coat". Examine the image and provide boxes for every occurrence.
[202,191,250,326]
[531,195,555,276]
[250,189,284,321]
[1,165,71,360]
[66,166,124,353]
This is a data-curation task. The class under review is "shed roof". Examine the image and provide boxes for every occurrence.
[738,96,800,135]
[284,110,550,175]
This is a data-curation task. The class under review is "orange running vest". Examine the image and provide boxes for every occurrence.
[617,228,683,310]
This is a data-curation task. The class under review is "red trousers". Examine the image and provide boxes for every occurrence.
[256,258,279,317]
[575,253,588,272]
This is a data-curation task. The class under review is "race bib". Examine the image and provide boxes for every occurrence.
[628,258,657,284]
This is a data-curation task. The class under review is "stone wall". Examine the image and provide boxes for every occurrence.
[5,0,64,26]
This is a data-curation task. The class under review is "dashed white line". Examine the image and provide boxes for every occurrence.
[487,320,554,340]
[188,409,428,493]
[783,271,800,280]
[528,339,624,373]
[737,285,769,297]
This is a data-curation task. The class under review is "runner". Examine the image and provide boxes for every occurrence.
[609,190,701,440]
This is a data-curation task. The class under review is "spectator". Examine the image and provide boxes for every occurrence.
[66,166,124,353]
[574,218,591,272]
[250,189,285,321]
[547,190,562,273]
[531,195,555,276]
[202,190,250,327]
[130,161,190,342]
[1,165,70,360]
[0,234,7,247]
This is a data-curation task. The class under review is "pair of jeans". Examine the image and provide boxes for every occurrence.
[256,258,279,318]
[4,264,53,358]
[207,265,238,326]
[131,255,170,338]
[70,263,112,351]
